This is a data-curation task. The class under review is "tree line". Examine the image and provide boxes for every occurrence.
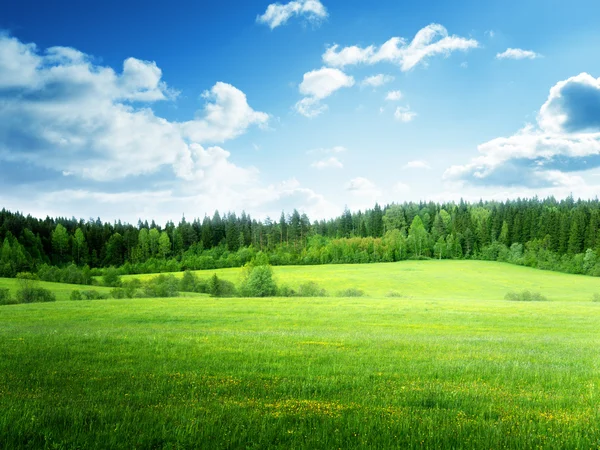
[1,195,600,279]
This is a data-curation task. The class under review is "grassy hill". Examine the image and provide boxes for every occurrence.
[124,260,600,301]
[2,261,600,448]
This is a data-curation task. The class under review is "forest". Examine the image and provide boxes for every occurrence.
[1,196,600,281]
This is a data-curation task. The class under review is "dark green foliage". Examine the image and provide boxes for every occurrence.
[122,279,142,298]
[276,284,297,297]
[102,267,122,287]
[0,288,16,305]
[14,272,56,303]
[70,290,82,301]
[80,290,108,300]
[297,281,328,297]
[240,265,277,297]
[179,270,200,292]
[337,288,365,297]
[16,286,56,303]
[208,274,236,297]
[505,291,548,302]
[143,275,179,298]
[2,196,600,281]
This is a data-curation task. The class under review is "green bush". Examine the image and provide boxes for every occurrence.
[143,275,180,298]
[16,287,56,303]
[505,290,548,302]
[297,281,327,297]
[592,293,600,302]
[0,288,17,305]
[239,265,277,297]
[70,290,83,301]
[337,288,365,297]
[277,285,297,297]
[179,270,200,292]
[122,280,141,298]
[81,290,108,300]
[110,288,128,299]
[386,291,410,298]
[102,267,122,287]
[208,274,236,297]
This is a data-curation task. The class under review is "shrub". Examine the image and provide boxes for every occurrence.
[180,270,200,292]
[386,291,410,298]
[0,288,17,305]
[592,293,600,303]
[239,265,277,297]
[277,284,297,297]
[143,275,180,298]
[102,267,122,287]
[505,290,548,302]
[297,281,327,297]
[122,279,142,298]
[70,290,83,301]
[208,274,236,297]
[337,288,365,297]
[16,287,56,303]
[110,288,128,299]
[81,290,108,300]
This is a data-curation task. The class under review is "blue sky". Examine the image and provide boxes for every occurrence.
[1,0,600,224]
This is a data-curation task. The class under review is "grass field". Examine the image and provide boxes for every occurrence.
[2,261,600,448]
[0,278,114,302]
[126,260,600,301]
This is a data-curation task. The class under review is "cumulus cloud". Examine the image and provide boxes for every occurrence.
[311,156,343,169]
[295,67,354,117]
[496,48,541,60]
[538,73,600,133]
[403,160,431,169]
[360,74,394,88]
[394,106,417,122]
[0,34,268,182]
[393,182,411,193]
[445,73,600,188]
[385,90,402,101]
[345,177,382,209]
[0,34,349,224]
[257,0,327,29]
[322,23,479,71]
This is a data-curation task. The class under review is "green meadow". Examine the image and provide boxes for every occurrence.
[2,261,600,448]
[126,260,600,301]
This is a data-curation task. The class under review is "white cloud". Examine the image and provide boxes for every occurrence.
[460,61,468,69]
[393,182,411,193]
[311,156,343,169]
[345,177,382,209]
[394,106,417,122]
[0,35,269,183]
[485,30,495,38]
[322,23,479,71]
[257,0,327,29]
[445,73,600,188]
[385,90,402,101]
[346,177,377,192]
[182,82,269,143]
[360,74,394,88]
[294,96,328,118]
[299,67,355,99]
[0,34,346,224]
[295,67,354,117]
[403,160,431,169]
[444,126,600,188]
[496,48,541,60]
[538,72,600,133]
